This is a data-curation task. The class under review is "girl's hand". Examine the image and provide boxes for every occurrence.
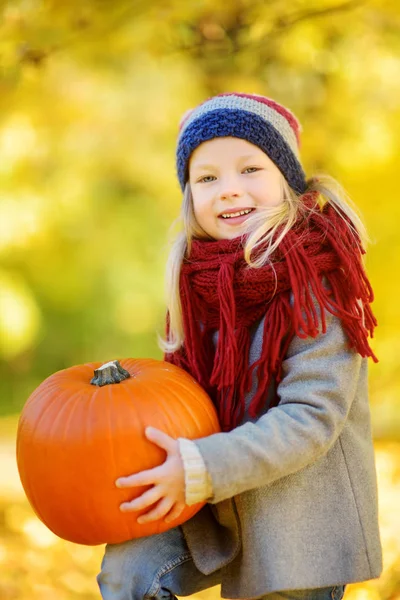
[115,427,186,524]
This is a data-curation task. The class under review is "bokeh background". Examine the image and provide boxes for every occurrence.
[1,0,400,598]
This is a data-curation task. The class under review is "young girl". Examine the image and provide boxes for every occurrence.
[97,93,383,600]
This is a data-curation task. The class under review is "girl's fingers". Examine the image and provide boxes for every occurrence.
[116,465,162,488]
[116,430,179,489]
[136,496,174,524]
[145,427,176,453]
[164,502,186,524]
[119,485,163,513]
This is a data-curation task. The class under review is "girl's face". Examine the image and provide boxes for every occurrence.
[188,137,285,240]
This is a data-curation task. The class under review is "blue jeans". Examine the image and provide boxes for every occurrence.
[96,525,346,600]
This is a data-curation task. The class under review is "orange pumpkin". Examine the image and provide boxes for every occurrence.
[16,358,220,545]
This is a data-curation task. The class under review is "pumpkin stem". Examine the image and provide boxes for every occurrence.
[90,360,131,386]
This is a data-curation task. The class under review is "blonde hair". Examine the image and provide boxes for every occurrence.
[157,173,368,355]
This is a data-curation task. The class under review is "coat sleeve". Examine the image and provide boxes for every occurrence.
[178,437,214,505]
[183,309,364,505]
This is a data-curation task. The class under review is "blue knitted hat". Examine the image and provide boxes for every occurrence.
[176,92,307,194]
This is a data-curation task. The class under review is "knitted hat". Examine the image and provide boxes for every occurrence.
[176,92,307,195]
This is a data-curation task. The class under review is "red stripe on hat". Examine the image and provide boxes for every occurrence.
[179,108,194,130]
[219,92,302,146]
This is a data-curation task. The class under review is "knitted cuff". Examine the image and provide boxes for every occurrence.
[177,438,213,506]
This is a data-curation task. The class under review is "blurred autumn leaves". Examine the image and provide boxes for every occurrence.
[1,0,400,421]
[1,415,400,599]
[1,0,400,597]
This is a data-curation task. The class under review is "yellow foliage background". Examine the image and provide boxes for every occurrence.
[1,0,400,598]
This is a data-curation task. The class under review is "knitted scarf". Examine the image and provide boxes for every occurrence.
[164,192,377,432]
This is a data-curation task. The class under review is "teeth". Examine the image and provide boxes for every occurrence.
[221,208,253,219]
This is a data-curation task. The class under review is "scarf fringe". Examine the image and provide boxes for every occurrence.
[209,262,237,389]
[247,295,293,419]
[216,325,252,432]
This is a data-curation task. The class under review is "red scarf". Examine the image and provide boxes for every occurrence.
[164,192,377,432]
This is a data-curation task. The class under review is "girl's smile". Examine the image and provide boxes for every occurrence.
[188,136,284,240]
[218,206,256,224]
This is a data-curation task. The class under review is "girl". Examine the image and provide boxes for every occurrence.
[97,93,383,600]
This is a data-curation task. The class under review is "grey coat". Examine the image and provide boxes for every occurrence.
[180,308,383,598]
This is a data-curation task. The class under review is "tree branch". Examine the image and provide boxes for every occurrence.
[274,0,368,30]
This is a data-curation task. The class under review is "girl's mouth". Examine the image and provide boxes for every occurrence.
[218,208,255,225]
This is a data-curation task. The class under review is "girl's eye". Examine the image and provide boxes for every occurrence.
[197,168,260,183]
[243,167,260,174]
[198,175,216,183]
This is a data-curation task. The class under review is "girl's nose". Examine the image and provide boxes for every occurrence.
[220,189,242,200]
[219,180,244,200]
